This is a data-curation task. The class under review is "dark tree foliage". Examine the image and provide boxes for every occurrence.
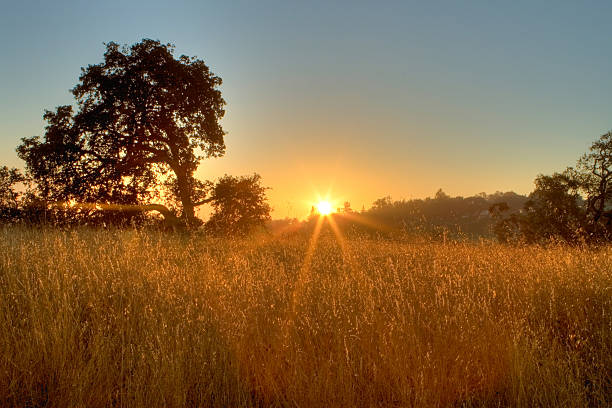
[578,131,612,235]
[16,107,135,225]
[490,173,586,243]
[488,202,520,243]
[0,167,24,222]
[524,172,586,241]
[18,39,227,227]
[206,174,271,235]
[491,131,612,244]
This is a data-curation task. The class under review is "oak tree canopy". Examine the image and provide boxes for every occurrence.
[18,39,270,229]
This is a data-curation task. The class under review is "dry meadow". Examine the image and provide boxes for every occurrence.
[0,226,610,407]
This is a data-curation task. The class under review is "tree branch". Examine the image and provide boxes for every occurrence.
[48,201,181,225]
[193,197,214,207]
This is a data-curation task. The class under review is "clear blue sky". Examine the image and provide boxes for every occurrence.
[1,0,611,217]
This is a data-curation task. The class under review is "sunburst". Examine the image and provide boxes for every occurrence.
[315,200,334,216]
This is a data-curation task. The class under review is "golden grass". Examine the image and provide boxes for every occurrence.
[0,226,610,407]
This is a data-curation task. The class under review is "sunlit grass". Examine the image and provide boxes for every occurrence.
[0,226,610,407]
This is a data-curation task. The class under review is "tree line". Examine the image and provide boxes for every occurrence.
[288,190,527,241]
[1,39,610,242]
[1,39,271,233]
[292,132,612,244]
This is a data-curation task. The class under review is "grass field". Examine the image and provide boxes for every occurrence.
[0,226,610,407]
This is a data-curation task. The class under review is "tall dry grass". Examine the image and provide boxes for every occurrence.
[0,226,610,407]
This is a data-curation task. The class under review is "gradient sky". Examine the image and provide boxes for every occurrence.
[1,1,611,218]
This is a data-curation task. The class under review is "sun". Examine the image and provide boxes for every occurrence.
[316,200,334,216]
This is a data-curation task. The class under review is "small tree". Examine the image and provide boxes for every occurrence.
[206,174,271,235]
[372,196,392,210]
[489,202,519,243]
[0,167,24,223]
[524,172,586,242]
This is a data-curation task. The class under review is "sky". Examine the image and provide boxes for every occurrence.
[1,0,611,219]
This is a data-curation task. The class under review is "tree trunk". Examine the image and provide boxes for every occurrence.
[174,167,199,228]
[139,204,182,229]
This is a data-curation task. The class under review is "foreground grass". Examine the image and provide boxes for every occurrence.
[0,226,610,407]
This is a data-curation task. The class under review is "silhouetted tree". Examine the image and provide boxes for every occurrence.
[0,166,24,222]
[340,201,353,213]
[206,174,271,235]
[491,131,612,243]
[18,39,226,227]
[577,131,612,236]
[372,196,392,210]
[491,173,587,244]
[526,172,586,240]
[434,188,450,200]
[489,202,519,243]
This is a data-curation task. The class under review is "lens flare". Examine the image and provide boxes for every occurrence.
[316,201,333,216]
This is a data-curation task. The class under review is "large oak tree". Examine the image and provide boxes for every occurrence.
[18,39,232,227]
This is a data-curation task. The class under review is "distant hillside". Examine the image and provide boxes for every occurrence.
[358,190,528,239]
[270,190,529,240]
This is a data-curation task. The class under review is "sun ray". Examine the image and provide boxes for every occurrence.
[327,215,356,273]
[281,214,325,344]
[336,211,393,233]
[299,215,324,282]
